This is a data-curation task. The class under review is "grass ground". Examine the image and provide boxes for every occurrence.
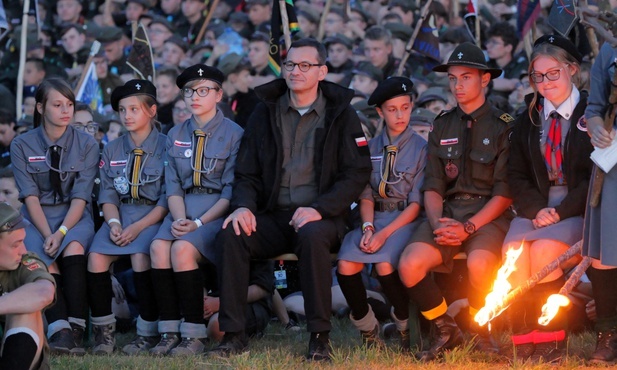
[50,317,606,370]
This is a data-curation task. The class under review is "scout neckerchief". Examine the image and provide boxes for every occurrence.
[545,111,564,184]
[130,148,144,199]
[191,129,218,186]
[50,145,64,202]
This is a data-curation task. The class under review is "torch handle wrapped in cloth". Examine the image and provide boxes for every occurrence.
[476,240,582,326]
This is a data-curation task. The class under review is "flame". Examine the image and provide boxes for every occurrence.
[538,294,570,326]
[474,244,524,326]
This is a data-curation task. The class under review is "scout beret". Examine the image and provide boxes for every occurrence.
[217,53,245,76]
[368,76,414,107]
[353,62,384,83]
[417,86,448,105]
[0,203,29,233]
[176,64,225,88]
[95,26,124,44]
[410,108,436,127]
[324,33,353,50]
[533,34,583,64]
[111,79,157,112]
[433,42,502,79]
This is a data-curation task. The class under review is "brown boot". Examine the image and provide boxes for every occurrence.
[590,329,617,365]
[417,314,463,361]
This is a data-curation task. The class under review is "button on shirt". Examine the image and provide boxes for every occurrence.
[276,90,326,209]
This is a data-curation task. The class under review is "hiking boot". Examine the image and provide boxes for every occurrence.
[360,323,383,349]
[591,329,617,364]
[169,337,206,356]
[513,343,535,361]
[306,332,331,362]
[468,320,499,354]
[416,314,463,362]
[149,332,181,356]
[122,335,160,355]
[69,323,86,356]
[92,323,115,355]
[284,318,301,332]
[207,332,249,358]
[382,323,410,350]
[530,340,565,364]
[48,328,75,355]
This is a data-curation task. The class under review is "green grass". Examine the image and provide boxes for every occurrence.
[51,318,605,369]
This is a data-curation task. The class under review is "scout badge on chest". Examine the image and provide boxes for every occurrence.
[445,160,459,178]
[114,176,130,194]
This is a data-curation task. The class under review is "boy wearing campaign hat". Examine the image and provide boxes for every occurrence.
[398,42,515,360]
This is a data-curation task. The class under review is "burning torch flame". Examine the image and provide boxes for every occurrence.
[474,244,524,326]
[538,294,570,326]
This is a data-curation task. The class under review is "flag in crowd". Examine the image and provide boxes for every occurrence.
[75,62,103,114]
[517,0,541,37]
[412,12,440,63]
[464,0,478,41]
[547,0,578,37]
[269,0,300,77]
[127,22,155,81]
[0,0,8,31]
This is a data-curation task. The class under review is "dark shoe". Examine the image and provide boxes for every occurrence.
[69,323,86,356]
[360,323,383,349]
[590,329,617,364]
[92,323,116,355]
[530,340,565,364]
[207,332,249,358]
[468,320,499,354]
[513,343,535,362]
[416,314,463,362]
[149,332,180,356]
[49,328,75,355]
[399,329,410,351]
[381,323,410,351]
[122,335,160,355]
[306,332,331,362]
[284,318,301,332]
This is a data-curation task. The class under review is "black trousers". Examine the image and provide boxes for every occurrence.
[216,210,339,333]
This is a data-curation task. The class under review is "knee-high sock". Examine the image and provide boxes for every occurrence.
[531,276,567,332]
[134,270,158,322]
[336,271,369,320]
[62,255,88,323]
[589,267,617,320]
[151,268,180,322]
[406,275,446,320]
[45,273,67,324]
[0,331,38,370]
[87,271,113,318]
[174,269,205,324]
[377,271,409,320]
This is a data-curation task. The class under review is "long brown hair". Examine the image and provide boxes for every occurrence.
[33,78,76,128]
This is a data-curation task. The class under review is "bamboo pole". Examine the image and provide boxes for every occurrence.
[317,0,334,42]
[279,0,291,52]
[195,0,220,45]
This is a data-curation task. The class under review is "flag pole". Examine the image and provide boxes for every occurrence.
[279,0,291,52]
[397,0,433,76]
[474,1,481,47]
[16,0,30,117]
[317,0,333,41]
[74,41,101,97]
[195,0,220,45]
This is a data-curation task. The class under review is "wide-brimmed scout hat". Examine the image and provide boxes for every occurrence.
[433,42,502,79]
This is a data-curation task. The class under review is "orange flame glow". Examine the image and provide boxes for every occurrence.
[538,294,570,326]
[474,244,524,326]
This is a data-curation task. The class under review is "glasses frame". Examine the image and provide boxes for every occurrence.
[283,61,324,72]
[182,86,220,98]
[71,123,99,133]
[530,67,565,84]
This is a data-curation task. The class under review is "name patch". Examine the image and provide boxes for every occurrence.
[440,138,459,145]
[110,160,127,166]
[174,140,192,148]
[28,156,45,162]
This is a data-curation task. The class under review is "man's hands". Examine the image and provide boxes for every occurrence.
[222,207,257,236]
[289,207,321,231]
[433,217,470,246]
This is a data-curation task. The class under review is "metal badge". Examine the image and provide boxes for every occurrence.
[185,149,192,158]
[483,138,490,145]
[445,161,459,179]
[114,176,129,194]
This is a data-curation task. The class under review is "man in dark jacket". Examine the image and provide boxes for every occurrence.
[208,38,371,361]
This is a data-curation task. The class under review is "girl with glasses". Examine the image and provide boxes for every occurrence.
[149,64,244,356]
[504,34,593,363]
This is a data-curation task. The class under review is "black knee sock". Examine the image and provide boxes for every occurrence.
[506,292,535,334]
[62,255,87,321]
[336,271,369,320]
[589,266,617,319]
[532,275,567,332]
[134,270,158,322]
[87,271,113,318]
[151,268,180,321]
[467,285,487,314]
[377,271,409,320]
[45,273,67,324]
[174,269,205,324]
[405,275,443,313]
[0,332,38,370]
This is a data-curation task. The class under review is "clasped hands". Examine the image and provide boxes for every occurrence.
[433,218,469,246]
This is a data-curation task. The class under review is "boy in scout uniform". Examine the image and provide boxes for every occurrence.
[0,203,55,369]
[398,42,514,361]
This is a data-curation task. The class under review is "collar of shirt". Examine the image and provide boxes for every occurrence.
[281,88,326,118]
[378,124,414,148]
[543,84,580,121]
[124,127,160,152]
[37,125,73,149]
[455,99,492,123]
[188,109,224,133]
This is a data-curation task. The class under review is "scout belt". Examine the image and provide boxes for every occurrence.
[121,198,157,205]
[374,200,407,212]
[186,187,222,194]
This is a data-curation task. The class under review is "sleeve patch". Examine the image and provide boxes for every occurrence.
[22,258,42,271]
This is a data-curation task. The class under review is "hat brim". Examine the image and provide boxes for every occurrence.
[432,62,502,79]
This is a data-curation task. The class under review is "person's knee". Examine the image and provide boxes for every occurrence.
[337,260,363,275]
[87,252,112,272]
[150,240,171,266]
[467,254,498,287]
[399,250,428,287]
[63,242,85,256]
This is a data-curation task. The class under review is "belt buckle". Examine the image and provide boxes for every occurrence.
[386,203,395,211]
[460,193,472,200]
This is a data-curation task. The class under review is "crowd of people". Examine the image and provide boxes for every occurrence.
[2,0,617,368]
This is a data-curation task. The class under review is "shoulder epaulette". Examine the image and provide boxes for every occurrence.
[436,107,456,119]
[499,113,515,123]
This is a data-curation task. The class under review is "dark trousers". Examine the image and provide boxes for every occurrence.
[217,210,339,333]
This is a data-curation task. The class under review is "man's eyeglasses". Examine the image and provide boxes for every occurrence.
[72,123,99,133]
[173,107,191,115]
[182,86,220,98]
[283,61,324,72]
[530,68,564,83]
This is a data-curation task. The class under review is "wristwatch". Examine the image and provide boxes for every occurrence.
[463,220,476,235]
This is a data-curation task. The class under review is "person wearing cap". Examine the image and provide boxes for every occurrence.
[398,42,515,361]
[218,53,260,128]
[337,76,427,350]
[176,0,207,45]
[162,34,189,68]
[346,6,369,42]
[208,38,370,361]
[149,64,243,356]
[148,16,176,64]
[388,0,415,27]
[10,78,99,355]
[297,5,319,38]
[363,25,410,79]
[350,61,384,99]
[0,203,55,370]
[248,32,277,89]
[324,33,355,87]
[417,86,450,115]
[485,22,529,100]
[58,23,90,81]
[504,34,592,364]
[409,107,436,142]
[126,0,152,23]
[86,79,168,356]
[97,26,133,81]
[583,31,617,366]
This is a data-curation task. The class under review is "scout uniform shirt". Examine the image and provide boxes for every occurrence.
[0,253,55,310]
[422,99,513,200]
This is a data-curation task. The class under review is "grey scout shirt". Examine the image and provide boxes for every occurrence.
[276,89,326,209]
[165,109,244,201]
[11,126,99,205]
[99,128,168,208]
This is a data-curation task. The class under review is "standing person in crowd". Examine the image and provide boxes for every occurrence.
[0,203,56,370]
[208,38,371,361]
[87,80,168,355]
[337,77,427,349]
[10,78,99,355]
[504,35,592,363]
[583,38,617,365]
[398,42,514,361]
[149,65,244,356]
